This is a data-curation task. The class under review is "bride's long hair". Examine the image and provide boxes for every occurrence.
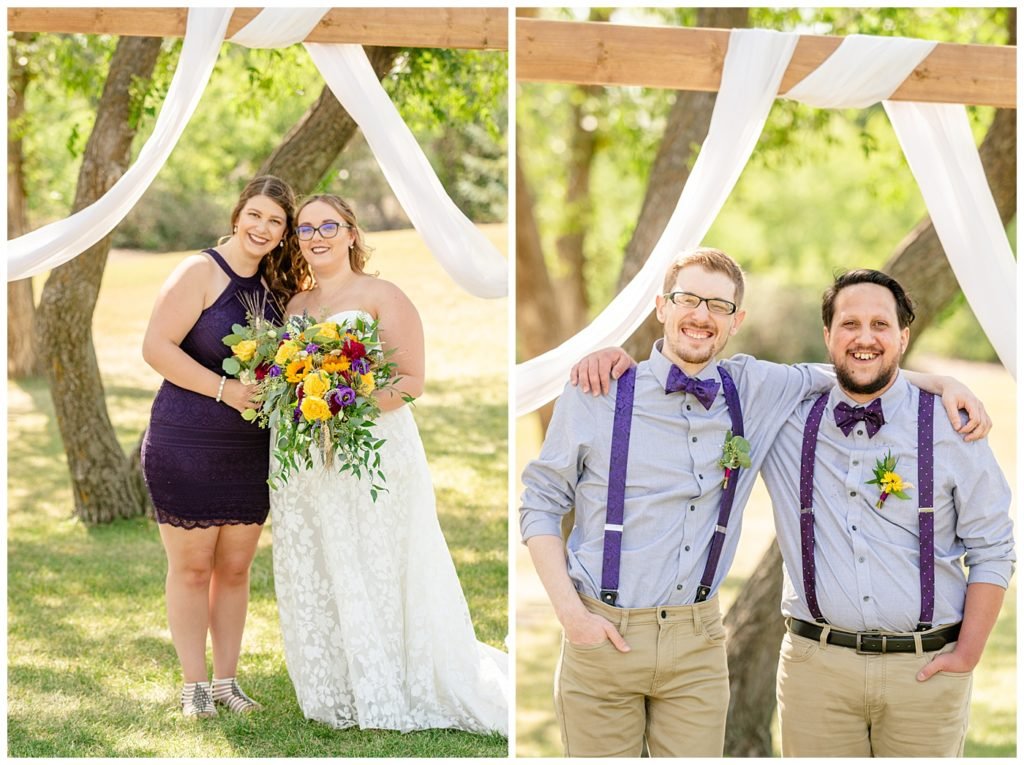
[296,194,375,284]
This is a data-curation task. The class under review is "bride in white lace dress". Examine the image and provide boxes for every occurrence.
[270,195,507,735]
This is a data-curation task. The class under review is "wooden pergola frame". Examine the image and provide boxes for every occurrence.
[6,7,509,50]
[518,18,1015,109]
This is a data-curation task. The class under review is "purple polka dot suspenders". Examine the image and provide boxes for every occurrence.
[599,367,636,605]
[799,390,936,628]
[599,365,744,606]
[696,368,744,602]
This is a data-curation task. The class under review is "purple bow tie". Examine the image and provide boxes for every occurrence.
[833,398,885,438]
[665,366,720,410]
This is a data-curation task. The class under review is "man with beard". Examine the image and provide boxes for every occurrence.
[759,269,1013,756]
[519,251,985,757]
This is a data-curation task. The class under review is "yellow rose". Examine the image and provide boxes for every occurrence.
[231,339,258,363]
[285,357,311,383]
[275,341,300,365]
[311,322,341,341]
[300,396,332,421]
[359,372,376,393]
[303,370,330,399]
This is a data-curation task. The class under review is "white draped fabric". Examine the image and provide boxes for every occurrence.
[305,44,508,298]
[228,8,327,48]
[515,30,798,415]
[884,101,1016,374]
[8,7,508,300]
[515,30,1015,416]
[7,7,233,280]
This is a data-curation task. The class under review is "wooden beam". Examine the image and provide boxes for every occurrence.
[6,7,509,50]
[518,18,1015,109]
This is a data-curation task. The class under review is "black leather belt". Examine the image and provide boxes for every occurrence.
[788,618,961,654]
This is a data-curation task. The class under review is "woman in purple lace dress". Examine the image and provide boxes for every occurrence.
[141,176,310,718]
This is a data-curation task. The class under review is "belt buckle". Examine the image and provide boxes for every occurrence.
[855,630,883,654]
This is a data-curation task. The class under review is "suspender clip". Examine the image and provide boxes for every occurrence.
[599,589,618,606]
[694,584,711,603]
[915,622,932,632]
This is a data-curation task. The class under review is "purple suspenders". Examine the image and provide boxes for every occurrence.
[696,369,744,602]
[599,367,636,605]
[599,365,744,607]
[799,390,936,629]
[916,391,936,630]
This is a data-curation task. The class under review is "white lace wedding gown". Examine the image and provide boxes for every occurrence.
[270,311,508,735]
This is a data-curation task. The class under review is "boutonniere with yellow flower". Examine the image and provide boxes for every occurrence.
[718,431,751,490]
[865,450,913,510]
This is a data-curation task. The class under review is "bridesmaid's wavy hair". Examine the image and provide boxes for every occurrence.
[297,194,374,278]
[229,175,311,307]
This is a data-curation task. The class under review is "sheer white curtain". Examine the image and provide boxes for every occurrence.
[516,30,1015,416]
[306,44,508,298]
[515,30,799,415]
[8,7,233,280]
[8,7,508,300]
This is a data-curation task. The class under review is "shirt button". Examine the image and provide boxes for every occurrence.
[859,557,865,563]
[690,504,696,512]
[698,474,704,480]
[857,428,864,435]
[684,545,691,551]
[852,525,858,531]
[686,404,692,411]
[692,436,698,443]
[852,460,859,466]
[849,491,856,497]
[863,596,870,602]
[676,584,683,590]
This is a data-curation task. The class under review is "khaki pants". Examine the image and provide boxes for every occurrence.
[777,631,973,757]
[554,594,730,757]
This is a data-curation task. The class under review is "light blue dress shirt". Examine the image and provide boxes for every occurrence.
[760,372,1015,632]
[520,341,833,608]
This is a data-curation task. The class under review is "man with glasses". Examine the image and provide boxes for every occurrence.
[519,249,988,757]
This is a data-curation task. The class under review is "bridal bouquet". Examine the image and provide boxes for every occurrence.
[222,307,405,496]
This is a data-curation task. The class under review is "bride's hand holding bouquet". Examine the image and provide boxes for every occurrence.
[223,305,410,495]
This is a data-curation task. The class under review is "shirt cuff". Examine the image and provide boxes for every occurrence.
[966,560,1015,589]
[520,512,564,543]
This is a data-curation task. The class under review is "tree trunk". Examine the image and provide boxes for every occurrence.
[258,46,401,192]
[723,539,786,756]
[36,36,162,524]
[8,32,43,378]
[551,8,609,333]
[619,7,751,362]
[516,151,564,431]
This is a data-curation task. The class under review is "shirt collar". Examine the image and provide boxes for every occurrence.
[649,339,720,391]
[827,369,911,421]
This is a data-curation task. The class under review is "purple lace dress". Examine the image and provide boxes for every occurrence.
[142,249,279,528]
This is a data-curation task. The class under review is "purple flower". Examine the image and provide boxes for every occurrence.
[268,364,282,377]
[305,343,319,354]
[350,357,370,375]
[281,332,291,340]
[293,405,302,422]
[336,385,356,406]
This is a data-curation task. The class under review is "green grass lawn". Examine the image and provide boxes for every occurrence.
[515,356,1017,758]
[8,225,509,757]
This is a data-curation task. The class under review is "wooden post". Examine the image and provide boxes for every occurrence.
[6,7,509,50]
[518,18,1015,108]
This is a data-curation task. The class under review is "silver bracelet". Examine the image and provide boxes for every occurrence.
[215,375,227,403]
